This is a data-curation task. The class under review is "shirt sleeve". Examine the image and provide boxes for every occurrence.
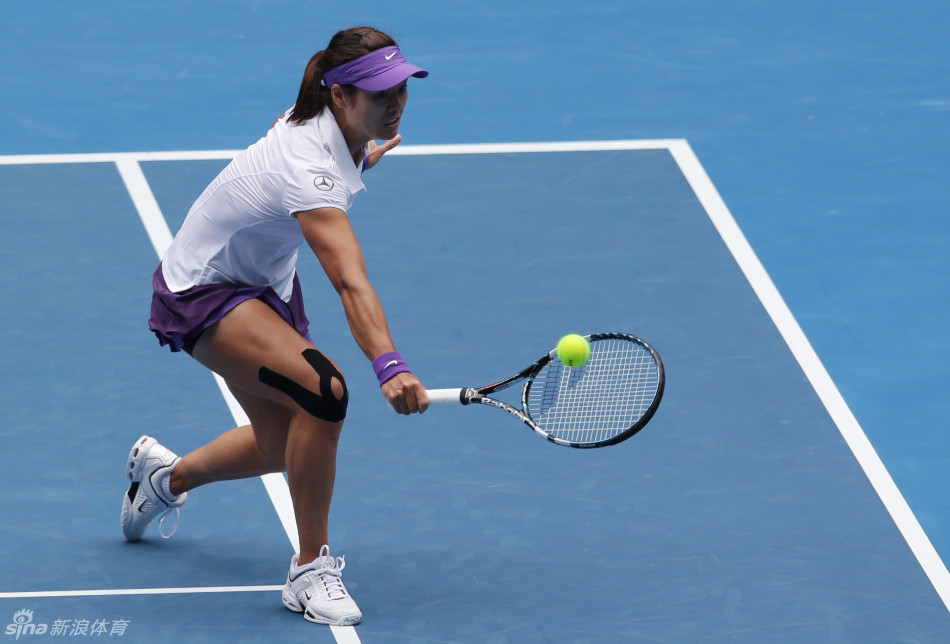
[283,165,353,215]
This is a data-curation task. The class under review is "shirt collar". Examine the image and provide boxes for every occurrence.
[316,108,368,192]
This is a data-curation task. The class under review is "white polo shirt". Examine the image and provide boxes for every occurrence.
[162,107,369,301]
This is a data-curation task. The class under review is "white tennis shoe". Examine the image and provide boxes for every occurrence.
[282,545,362,626]
[120,435,186,541]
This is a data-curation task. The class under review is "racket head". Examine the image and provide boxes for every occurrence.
[521,332,664,448]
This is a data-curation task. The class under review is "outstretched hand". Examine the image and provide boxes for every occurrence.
[364,134,403,171]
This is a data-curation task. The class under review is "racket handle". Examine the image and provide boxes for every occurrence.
[426,388,465,405]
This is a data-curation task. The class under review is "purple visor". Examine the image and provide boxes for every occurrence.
[323,46,428,92]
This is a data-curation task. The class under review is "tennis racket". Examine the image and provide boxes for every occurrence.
[427,332,664,448]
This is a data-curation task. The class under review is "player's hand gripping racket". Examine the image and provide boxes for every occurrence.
[426,332,664,448]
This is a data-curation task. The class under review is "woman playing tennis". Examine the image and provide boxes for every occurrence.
[120,26,429,626]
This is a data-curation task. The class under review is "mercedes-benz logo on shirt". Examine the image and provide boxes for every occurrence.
[313,175,334,191]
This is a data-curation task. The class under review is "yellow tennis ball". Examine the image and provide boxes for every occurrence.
[556,334,590,367]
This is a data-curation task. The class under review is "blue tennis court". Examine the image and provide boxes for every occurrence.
[1,2,948,643]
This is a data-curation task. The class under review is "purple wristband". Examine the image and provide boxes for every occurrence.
[372,351,411,386]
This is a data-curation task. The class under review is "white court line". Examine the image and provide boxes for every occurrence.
[0,139,681,166]
[0,586,281,599]
[114,160,343,639]
[113,158,302,553]
[113,158,302,552]
[210,372,300,551]
[667,139,950,613]
[3,141,946,621]
[114,159,173,257]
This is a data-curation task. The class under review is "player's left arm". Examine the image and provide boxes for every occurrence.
[362,134,402,171]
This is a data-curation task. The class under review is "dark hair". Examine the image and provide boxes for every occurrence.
[288,27,397,125]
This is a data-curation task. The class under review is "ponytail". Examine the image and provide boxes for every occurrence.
[287,26,397,125]
[288,50,329,124]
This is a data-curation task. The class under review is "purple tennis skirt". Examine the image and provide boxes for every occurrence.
[148,263,312,355]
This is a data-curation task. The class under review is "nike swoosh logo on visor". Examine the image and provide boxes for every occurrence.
[385,52,396,60]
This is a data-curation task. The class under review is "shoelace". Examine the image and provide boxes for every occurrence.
[157,507,180,539]
[315,567,347,600]
[154,467,182,539]
[306,545,348,600]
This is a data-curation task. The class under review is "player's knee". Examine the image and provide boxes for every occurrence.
[328,373,346,402]
[258,349,349,423]
[319,372,348,422]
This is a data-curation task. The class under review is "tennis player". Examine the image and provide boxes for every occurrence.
[120,27,429,627]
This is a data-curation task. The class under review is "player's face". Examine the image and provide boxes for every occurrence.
[342,81,410,142]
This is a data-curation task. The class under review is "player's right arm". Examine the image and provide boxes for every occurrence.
[296,206,428,414]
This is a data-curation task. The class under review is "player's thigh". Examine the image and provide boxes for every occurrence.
[192,298,344,412]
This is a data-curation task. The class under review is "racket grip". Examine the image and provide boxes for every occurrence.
[426,388,466,405]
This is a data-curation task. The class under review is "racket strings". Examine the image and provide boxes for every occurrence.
[525,338,661,444]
